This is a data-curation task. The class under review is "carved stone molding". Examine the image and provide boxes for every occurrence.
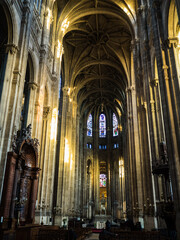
[43,106,51,119]
[28,81,38,90]
[5,44,19,55]
[131,38,139,51]
[12,70,21,85]
[168,37,179,48]
[39,45,47,63]
[150,78,159,87]
[126,86,135,93]
[162,65,169,81]
[150,100,156,112]
[137,4,146,15]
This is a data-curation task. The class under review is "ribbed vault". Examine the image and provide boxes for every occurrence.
[61,0,134,115]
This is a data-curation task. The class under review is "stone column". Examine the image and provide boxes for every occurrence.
[150,1,180,236]
[129,41,144,223]
[56,87,69,220]
[27,82,38,127]
[37,106,50,204]
[165,39,180,143]
[175,0,180,23]
[93,115,100,215]
[78,116,84,217]
[74,113,81,215]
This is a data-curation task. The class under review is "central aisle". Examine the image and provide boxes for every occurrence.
[85,233,99,240]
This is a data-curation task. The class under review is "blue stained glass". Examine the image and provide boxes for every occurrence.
[99,114,106,138]
[113,113,118,137]
[87,114,92,136]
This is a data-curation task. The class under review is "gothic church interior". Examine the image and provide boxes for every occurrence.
[0,0,180,239]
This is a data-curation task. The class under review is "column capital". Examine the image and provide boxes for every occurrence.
[52,73,58,82]
[5,44,19,55]
[168,37,178,48]
[22,0,31,23]
[62,87,70,96]
[150,78,159,87]
[142,102,147,111]
[28,81,38,90]
[128,114,132,120]
[126,85,135,93]
[12,70,21,85]
[137,4,147,15]
[131,38,139,50]
[43,106,51,119]
[162,65,169,81]
[150,100,156,112]
[40,45,48,63]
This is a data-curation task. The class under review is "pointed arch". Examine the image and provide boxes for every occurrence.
[0,4,8,101]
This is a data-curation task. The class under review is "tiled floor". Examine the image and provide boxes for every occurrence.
[85,233,100,240]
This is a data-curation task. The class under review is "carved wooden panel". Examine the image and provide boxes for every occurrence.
[0,152,17,219]
[0,125,40,229]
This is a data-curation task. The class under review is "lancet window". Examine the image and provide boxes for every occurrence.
[113,113,118,136]
[99,113,106,138]
[87,114,92,137]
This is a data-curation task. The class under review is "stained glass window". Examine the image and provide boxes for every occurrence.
[113,143,119,149]
[87,143,92,149]
[113,113,118,136]
[99,144,107,149]
[87,114,92,136]
[99,114,106,137]
[100,174,107,187]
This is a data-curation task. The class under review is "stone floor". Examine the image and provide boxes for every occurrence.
[85,233,99,240]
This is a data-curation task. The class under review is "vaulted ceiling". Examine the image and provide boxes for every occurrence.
[59,0,136,116]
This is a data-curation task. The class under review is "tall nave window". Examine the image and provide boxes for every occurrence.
[99,113,106,138]
[113,113,118,136]
[87,113,92,137]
